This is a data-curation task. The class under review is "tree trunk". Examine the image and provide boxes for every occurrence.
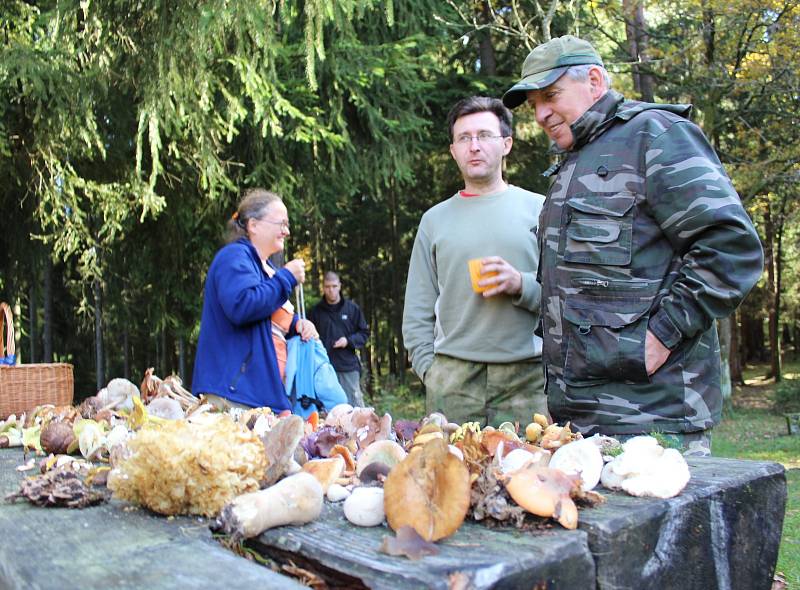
[28,282,36,364]
[773,196,787,379]
[123,324,130,380]
[478,2,497,76]
[388,182,405,382]
[730,309,743,385]
[178,333,186,382]
[93,278,104,390]
[623,0,654,102]
[42,254,53,362]
[763,205,780,380]
[718,317,731,399]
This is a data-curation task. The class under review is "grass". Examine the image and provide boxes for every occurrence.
[715,363,800,588]
[370,362,800,587]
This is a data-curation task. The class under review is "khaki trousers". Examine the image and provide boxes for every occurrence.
[424,354,547,427]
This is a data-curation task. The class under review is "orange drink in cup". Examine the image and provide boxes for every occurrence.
[468,258,498,293]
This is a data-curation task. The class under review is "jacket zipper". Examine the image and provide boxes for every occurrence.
[572,278,654,290]
[229,350,252,392]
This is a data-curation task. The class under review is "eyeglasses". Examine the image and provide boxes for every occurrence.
[453,132,507,146]
[260,218,290,231]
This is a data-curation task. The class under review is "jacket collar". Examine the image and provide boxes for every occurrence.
[557,90,625,154]
[318,298,345,312]
[236,237,271,272]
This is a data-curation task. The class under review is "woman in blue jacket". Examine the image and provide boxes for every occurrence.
[192,189,317,410]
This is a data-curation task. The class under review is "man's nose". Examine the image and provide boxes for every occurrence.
[534,104,550,126]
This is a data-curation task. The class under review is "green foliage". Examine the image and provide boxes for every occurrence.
[1,0,799,400]
[368,373,425,420]
[775,379,800,414]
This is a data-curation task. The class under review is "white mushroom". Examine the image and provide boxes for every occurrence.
[146,397,184,420]
[549,438,604,491]
[500,447,551,474]
[343,487,385,527]
[326,483,351,502]
[96,378,140,412]
[599,436,690,499]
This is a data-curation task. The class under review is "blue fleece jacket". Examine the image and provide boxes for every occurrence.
[192,238,298,410]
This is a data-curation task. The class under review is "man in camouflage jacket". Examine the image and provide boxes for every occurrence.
[503,36,763,452]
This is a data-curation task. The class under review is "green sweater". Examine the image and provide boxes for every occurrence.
[402,185,545,380]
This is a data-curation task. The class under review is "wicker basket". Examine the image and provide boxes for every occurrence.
[0,302,74,418]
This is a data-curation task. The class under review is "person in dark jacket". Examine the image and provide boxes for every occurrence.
[192,188,317,411]
[308,271,369,406]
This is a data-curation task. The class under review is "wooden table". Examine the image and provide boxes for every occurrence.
[0,449,303,590]
[0,449,786,590]
[251,457,786,590]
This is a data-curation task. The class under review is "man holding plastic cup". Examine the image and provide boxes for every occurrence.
[402,96,546,427]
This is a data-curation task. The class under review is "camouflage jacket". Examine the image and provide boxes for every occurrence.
[539,91,763,435]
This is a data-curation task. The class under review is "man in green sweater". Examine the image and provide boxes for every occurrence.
[402,96,547,427]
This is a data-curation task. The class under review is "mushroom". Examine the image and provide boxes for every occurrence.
[96,378,140,412]
[599,436,690,498]
[524,422,543,443]
[383,438,471,542]
[39,421,76,456]
[540,422,581,451]
[302,457,345,492]
[329,444,356,474]
[324,403,354,428]
[260,415,306,487]
[503,465,581,529]
[500,447,550,474]
[548,438,604,492]
[146,397,184,420]
[326,483,351,502]
[212,472,323,540]
[356,440,407,477]
[343,487,385,526]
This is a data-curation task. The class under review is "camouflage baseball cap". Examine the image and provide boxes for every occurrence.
[502,35,603,109]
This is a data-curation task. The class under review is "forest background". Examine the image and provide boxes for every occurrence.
[1,0,799,401]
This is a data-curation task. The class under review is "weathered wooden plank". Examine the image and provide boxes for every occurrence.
[251,457,786,590]
[0,449,303,590]
[251,503,596,590]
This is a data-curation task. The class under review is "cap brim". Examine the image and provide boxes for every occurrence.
[502,66,569,109]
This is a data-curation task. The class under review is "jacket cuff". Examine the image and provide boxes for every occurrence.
[648,310,683,350]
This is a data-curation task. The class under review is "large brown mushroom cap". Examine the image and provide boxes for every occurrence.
[383,438,471,542]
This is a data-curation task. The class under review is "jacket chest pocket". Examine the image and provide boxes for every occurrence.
[564,192,635,266]
[563,295,651,387]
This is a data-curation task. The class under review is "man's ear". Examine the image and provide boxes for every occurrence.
[588,66,607,100]
[502,136,513,156]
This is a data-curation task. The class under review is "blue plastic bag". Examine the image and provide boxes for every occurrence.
[284,337,347,418]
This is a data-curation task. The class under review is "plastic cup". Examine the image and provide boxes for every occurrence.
[468,258,498,293]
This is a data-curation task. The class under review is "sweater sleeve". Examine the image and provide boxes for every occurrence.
[214,247,298,327]
[512,271,542,313]
[402,224,437,380]
[645,121,764,349]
